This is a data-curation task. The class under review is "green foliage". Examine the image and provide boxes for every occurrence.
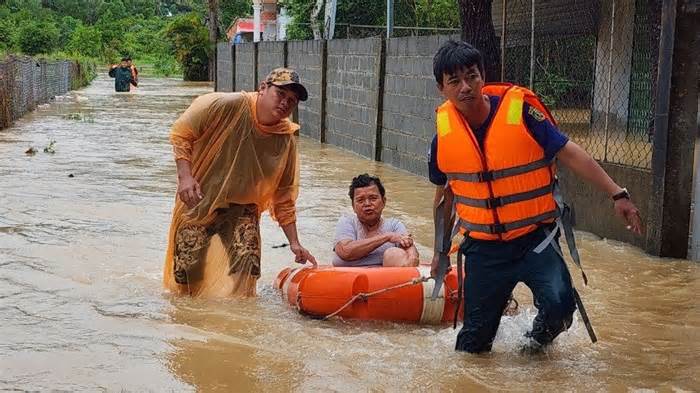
[279,0,317,40]
[220,0,253,31]
[164,12,210,81]
[152,56,181,78]
[71,55,98,88]
[67,25,102,58]
[0,18,13,50]
[1,0,210,79]
[282,0,455,39]
[18,21,60,55]
[414,0,460,28]
[57,16,82,47]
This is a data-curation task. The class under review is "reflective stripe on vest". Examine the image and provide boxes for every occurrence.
[436,84,558,241]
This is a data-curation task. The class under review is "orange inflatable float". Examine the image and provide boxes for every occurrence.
[274,265,463,324]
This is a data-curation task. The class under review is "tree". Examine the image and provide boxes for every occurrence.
[415,0,459,28]
[284,0,424,39]
[220,0,252,28]
[165,12,210,81]
[309,0,323,39]
[0,17,13,51]
[206,0,218,81]
[18,21,60,55]
[57,16,81,48]
[456,0,501,82]
[67,24,102,57]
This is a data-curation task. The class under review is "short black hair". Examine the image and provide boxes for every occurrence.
[433,40,484,86]
[120,57,128,62]
[349,174,385,200]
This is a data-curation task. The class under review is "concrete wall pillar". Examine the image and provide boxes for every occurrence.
[646,0,699,257]
[253,2,261,42]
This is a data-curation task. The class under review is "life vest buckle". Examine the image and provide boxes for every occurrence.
[485,197,504,209]
[478,171,494,182]
[490,223,506,234]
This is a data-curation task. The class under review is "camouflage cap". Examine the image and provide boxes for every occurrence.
[265,67,308,101]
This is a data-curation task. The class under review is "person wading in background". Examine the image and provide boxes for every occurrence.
[126,56,138,87]
[108,57,135,92]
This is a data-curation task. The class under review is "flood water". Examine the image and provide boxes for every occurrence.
[1,74,699,392]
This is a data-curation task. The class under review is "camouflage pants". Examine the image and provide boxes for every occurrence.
[173,204,261,285]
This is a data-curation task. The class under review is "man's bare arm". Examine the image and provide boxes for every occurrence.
[556,141,622,196]
[334,233,402,261]
[406,244,420,265]
[556,141,642,234]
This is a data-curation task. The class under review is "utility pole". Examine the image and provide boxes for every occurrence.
[207,0,219,81]
[387,0,394,38]
[253,0,261,42]
[456,0,501,82]
[647,0,699,257]
[324,0,338,39]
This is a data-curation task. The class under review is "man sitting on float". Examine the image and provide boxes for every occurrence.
[332,174,419,267]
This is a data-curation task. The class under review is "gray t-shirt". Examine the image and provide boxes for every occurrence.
[332,215,408,267]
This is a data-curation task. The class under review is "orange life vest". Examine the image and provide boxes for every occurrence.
[436,83,558,241]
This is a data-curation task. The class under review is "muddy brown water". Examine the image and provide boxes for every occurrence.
[0,74,698,392]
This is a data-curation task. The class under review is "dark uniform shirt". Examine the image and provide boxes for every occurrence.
[108,66,133,92]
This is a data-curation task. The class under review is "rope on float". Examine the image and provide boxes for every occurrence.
[321,276,431,321]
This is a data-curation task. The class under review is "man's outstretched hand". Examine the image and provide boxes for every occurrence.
[291,243,317,267]
[614,198,643,235]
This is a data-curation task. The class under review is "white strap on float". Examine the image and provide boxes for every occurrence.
[418,266,444,324]
[281,267,305,307]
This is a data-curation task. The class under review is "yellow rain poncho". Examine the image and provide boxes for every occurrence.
[163,91,300,297]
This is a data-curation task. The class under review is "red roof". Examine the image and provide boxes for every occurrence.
[235,20,264,33]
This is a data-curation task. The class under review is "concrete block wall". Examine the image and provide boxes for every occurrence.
[207,32,674,257]
[325,37,383,159]
[256,41,286,86]
[287,40,324,140]
[216,42,234,92]
[559,164,650,250]
[381,35,456,176]
[235,43,256,92]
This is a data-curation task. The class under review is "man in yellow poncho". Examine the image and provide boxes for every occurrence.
[163,68,317,297]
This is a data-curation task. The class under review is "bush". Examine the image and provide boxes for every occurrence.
[152,55,181,78]
[67,25,102,58]
[18,21,60,55]
[0,19,13,51]
[72,56,97,89]
[57,16,81,47]
[164,13,210,81]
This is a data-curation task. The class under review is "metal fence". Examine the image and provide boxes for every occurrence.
[0,56,75,129]
[287,0,660,169]
[498,0,660,169]
[335,23,460,39]
[290,22,460,39]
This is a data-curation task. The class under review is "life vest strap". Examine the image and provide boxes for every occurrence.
[445,158,551,183]
[454,182,554,209]
[458,209,559,234]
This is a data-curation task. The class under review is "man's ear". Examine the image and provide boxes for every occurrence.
[436,82,448,98]
[258,82,267,92]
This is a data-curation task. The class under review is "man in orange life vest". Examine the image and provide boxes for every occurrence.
[429,40,643,353]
